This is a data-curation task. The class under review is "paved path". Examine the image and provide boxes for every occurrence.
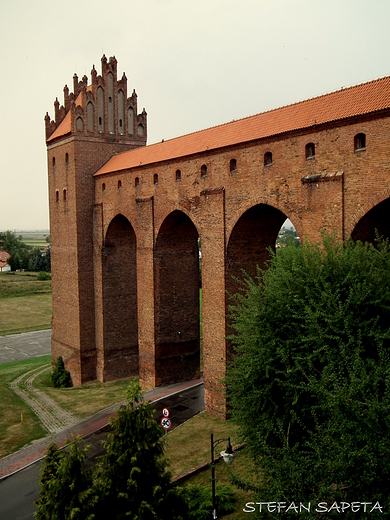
[0,380,205,520]
[0,377,204,480]
[0,330,51,364]
[9,364,79,433]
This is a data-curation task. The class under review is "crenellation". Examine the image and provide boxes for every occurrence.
[46,55,390,417]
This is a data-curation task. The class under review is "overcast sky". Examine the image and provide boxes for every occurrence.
[1,0,390,230]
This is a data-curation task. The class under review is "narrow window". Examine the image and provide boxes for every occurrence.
[87,102,94,132]
[118,90,124,134]
[230,158,237,173]
[137,124,144,136]
[107,73,114,133]
[305,142,315,159]
[176,169,181,182]
[264,151,272,166]
[65,153,69,165]
[118,180,122,190]
[354,133,366,151]
[97,86,104,132]
[63,189,67,201]
[55,190,59,202]
[154,173,158,185]
[52,157,56,168]
[201,164,207,177]
[135,177,139,187]
[102,183,106,193]
[76,117,84,131]
[128,107,134,135]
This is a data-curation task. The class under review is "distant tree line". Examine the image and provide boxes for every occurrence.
[0,231,51,272]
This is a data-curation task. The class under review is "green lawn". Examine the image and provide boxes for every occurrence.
[34,369,135,419]
[166,411,259,519]
[0,272,52,335]
[0,356,49,458]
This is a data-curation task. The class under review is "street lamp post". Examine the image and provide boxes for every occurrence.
[211,433,234,519]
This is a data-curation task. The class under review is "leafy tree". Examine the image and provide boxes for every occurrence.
[226,236,390,515]
[36,379,187,520]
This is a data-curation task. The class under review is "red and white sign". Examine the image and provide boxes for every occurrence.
[162,408,170,418]
[161,417,172,430]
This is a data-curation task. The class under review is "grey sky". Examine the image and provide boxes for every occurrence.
[1,0,390,230]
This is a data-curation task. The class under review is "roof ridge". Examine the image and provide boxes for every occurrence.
[147,74,390,147]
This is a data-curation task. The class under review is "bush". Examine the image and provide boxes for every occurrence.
[51,356,72,388]
[181,483,236,519]
[37,271,51,281]
[227,236,390,515]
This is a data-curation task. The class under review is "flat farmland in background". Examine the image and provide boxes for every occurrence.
[0,273,52,336]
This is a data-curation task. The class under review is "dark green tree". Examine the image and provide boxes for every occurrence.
[35,440,94,520]
[36,379,187,520]
[51,356,72,388]
[90,379,187,519]
[227,236,390,516]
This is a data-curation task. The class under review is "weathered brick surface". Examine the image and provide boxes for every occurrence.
[47,59,390,416]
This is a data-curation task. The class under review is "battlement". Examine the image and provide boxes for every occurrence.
[45,55,147,144]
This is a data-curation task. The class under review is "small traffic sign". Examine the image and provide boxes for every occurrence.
[161,417,172,430]
[162,408,170,418]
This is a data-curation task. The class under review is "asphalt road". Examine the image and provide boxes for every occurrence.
[0,383,205,519]
[0,330,51,364]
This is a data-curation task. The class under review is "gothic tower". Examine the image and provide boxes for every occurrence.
[45,55,147,384]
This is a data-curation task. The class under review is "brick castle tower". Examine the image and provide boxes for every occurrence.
[45,56,147,384]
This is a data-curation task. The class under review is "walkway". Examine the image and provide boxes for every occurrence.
[9,364,79,433]
[0,377,204,480]
[0,330,51,364]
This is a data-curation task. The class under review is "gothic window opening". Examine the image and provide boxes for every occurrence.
[176,169,181,182]
[305,142,315,159]
[201,164,207,178]
[230,158,237,173]
[355,133,366,151]
[264,152,272,166]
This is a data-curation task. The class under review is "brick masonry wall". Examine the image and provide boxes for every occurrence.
[49,104,390,416]
[93,112,390,416]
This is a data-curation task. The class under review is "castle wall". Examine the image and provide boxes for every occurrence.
[47,58,390,416]
[93,112,390,415]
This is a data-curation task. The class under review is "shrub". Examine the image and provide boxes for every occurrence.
[37,271,51,281]
[51,356,72,388]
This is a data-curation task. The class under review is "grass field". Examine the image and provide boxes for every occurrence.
[34,369,134,419]
[0,272,52,336]
[0,356,50,458]
[166,412,258,519]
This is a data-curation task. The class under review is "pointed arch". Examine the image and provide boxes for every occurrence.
[102,214,138,380]
[154,210,200,386]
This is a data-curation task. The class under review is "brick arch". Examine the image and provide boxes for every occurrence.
[101,213,138,381]
[155,203,201,247]
[350,193,390,244]
[346,187,390,240]
[154,210,200,386]
[226,196,303,248]
[226,203,288,295]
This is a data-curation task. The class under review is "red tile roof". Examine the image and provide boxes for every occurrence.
[95,75,390,176]
[47,89,87,143]
[0,251,10,263]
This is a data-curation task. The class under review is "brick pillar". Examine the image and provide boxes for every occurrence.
[93,203,105,381]
[135,196,156,390]
[201,188,227,418]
